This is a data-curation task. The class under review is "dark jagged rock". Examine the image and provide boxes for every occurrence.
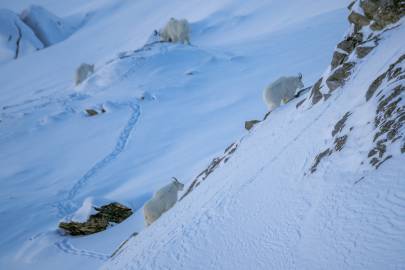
[245,120,260,131]
[85,109,98,116]
[337,32,363,53]
[334,135,348,151]
[296,98,306,108]
[367,54,405,169]
[326,62,356,91]
[59,202,133,236]
[85,106,106,117]
[359,0,404,31]
[310,148,333,173]
[331,51,348,69]
[180,142,239,200]
[111,232,138,258]
[356,46,374,58]
[332,112,352,137]
[366,72,386,101]
[348,11,370,28]
[310,78,324,105]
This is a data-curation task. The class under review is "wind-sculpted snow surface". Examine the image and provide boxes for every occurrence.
[104,16,405,270]
[0,0,352,269]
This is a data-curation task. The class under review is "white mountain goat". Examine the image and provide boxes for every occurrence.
[263,74,304,111]
[159,18,190,44]
[75,63,94,85]
[144,177,184,226]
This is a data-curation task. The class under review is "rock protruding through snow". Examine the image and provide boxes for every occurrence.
[59,202,133,236]
[367,54,405,168]
[308,0,404,106]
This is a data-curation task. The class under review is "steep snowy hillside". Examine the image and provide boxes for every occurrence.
[104,1,405,270]
[0,0,358,269]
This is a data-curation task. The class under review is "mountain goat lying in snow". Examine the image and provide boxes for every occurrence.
[263,74,304,111]
[144,177,184,226]
[160,18,190,44]
[75,63,94,85]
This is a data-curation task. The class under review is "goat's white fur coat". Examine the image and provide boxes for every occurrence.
[144,179,184,226]
[263,75,304,110]
[160,18,190,44]
[75,63,94,86]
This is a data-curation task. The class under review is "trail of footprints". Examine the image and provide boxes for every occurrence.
[55,239,110,261]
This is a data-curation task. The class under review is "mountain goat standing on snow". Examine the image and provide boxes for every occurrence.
[263,74,304,111]
[144,177,184,226]
[75,63,94,85]
[160,18,190,44]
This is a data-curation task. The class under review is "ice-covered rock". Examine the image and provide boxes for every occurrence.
[0,9,43,64]
[20,5,76,47]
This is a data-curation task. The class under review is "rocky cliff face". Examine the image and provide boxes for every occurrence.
[304,0,405,171]
[309,0,404,105]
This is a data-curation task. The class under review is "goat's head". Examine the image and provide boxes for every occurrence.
[172,177,184,191]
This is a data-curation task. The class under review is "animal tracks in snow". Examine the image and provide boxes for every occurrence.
[55,239,109,261]
[57,103,141,216]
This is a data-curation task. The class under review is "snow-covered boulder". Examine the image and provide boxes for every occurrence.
[20,5,76,47]
[0,9,43,64]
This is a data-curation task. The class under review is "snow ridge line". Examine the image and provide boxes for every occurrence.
[56,102,140,216]
[55,239,109,261]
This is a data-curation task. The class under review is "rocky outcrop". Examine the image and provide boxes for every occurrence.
[59,202,133,236]
[309,78,324,105]
[180,142,239,200]
[308,0,404,105]
[310,111,353,173]
[326,62,356,92]
[356,45,375,58]
[360,0,404,30]
[367,54,405,169]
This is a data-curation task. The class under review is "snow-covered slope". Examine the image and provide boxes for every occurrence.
[20,5,78,47]
[103,2,405,270]
[0,9,43,63]
[7,0,403,269]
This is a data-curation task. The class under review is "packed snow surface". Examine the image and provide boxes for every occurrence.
[3,0,403,269]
